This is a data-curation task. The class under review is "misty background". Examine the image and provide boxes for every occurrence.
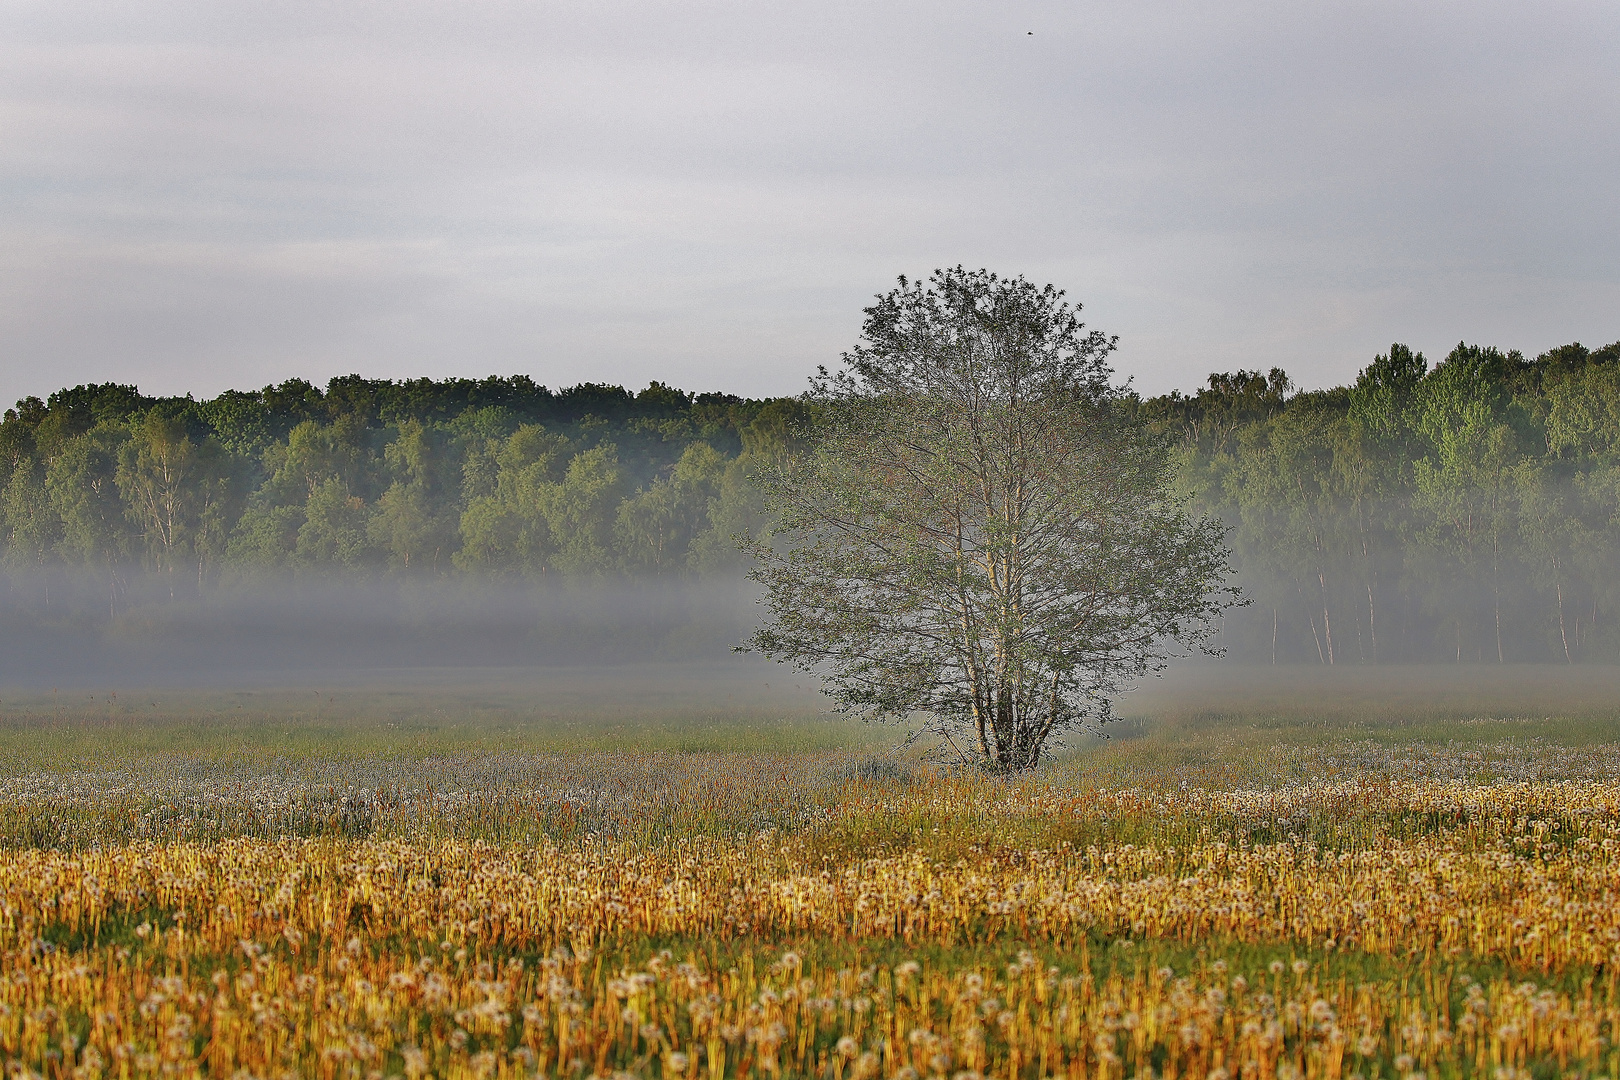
[4,336,1620,690]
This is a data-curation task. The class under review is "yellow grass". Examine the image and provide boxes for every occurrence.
[4,745,1620,1079]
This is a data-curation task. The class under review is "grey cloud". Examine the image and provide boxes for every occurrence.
[0,0,1615,403]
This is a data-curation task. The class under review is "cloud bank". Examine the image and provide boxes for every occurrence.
[1,0,1615,401]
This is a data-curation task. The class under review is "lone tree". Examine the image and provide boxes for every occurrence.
[745,268,1239,771]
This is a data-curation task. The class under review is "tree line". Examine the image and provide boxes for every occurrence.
[1140,339,1620,664]
[0,375,805,604]
[3,338,1619,663]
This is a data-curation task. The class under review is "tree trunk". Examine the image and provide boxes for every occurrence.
[1361,525,1378,664]
[1555,576,1571,663]
[1492,537,1503,664]
[1366,581,1377,664]
[1493,597,1502,663]
[991,683,1004,767]
[1318,570,1336,666]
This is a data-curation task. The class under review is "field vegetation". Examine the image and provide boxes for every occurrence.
[0,667,1616,1079]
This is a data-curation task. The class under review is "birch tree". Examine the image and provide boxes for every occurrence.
[744,268,1238,771]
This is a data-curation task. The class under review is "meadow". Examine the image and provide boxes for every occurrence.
[0,663,1618,1080]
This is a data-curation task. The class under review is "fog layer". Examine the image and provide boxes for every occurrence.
[0,571,762,688]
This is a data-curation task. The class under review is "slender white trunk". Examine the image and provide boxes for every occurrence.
[1492,534,1503,664]
[1556,577,1571,663]
[1366,581,1378,664]
[1318,571,1335,666]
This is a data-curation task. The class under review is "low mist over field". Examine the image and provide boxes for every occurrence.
[5,562,1620,723]
[0,571,763,687]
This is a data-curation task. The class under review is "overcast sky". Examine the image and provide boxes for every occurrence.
[1,1,1615,404]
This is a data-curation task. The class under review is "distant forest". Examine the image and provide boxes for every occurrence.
[3,337,1619,664]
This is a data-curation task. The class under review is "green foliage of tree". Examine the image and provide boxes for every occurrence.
[541,446,626,577]
[1543,362,1620,464]
[43,425,134,613]
[1226,402,1354,664]
[1,460,58,577]
[297,478,371,568]
[615,443,721,575]
[686,455,772,577]
[744,269,1237,770]
[452,425,572,576]
[1164,338,1620,664]
[224,504,302,571]
[116,413,236,595]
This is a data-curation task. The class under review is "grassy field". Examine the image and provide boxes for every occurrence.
[0,663,1618,1079]
[0,664,857,765]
